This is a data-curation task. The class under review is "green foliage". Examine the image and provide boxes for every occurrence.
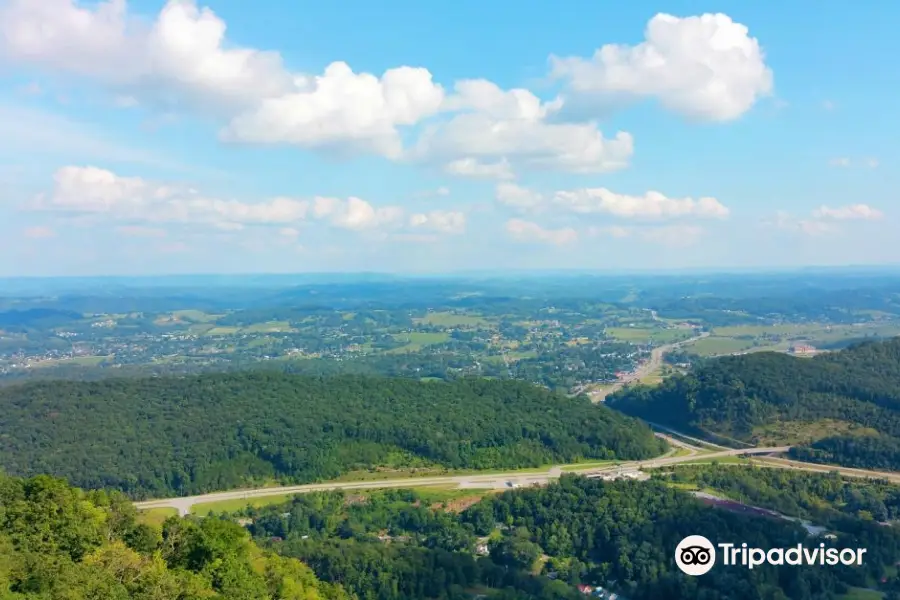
[243,475,900,600]
[610,337,900,467]
[662,464,900,523]
[0,374,665,498]
[0,472,348,600]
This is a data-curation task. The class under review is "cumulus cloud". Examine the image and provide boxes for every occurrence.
[29,166,426,235]
[412,80,634,175]
[550,13,773,121]
[495,183,545,212]
[0,0,294,112]
[312,196,405,231]
[496,183,728,220]
[505,218,578,245]
[31,166,312,227]
[409,210,466,234]
[0,0,443,155]
[552,188,728,219]
[812,204,883,221]
[1,3,770,174]
[769,204,883,236]
[222,62,444,158]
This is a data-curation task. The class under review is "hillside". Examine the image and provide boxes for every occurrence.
[608,337,900,469]
[0,374,665,498]
[0,472,347,600]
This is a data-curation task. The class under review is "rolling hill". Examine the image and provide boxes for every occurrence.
[608,337,900,470]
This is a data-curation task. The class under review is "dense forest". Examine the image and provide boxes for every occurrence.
[608,337,900,468]
[0,373,665,499]
[242,473,900,600]
[662,464,900,523]
[0,472,348,599]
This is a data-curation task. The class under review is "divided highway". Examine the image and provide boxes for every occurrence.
[134,443,790,516]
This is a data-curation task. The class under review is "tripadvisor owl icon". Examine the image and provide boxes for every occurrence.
[675,535,716,576]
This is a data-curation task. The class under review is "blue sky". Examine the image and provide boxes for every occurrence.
[1,0,897,276]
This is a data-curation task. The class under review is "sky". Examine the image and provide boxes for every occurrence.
[1,0,897,276]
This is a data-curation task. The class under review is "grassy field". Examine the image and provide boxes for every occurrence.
[560,460,618,472]
[606,327,691,344]
[709,322,900,349]
[751,419,880,446]
[414,311,491,328]
[839,588,885,600]
[673,456,758,467]
[136,507,178,526]
[191,485,495,517]
[192,493,298,516]
[171,309,222,323]
[386,332,451,353]
[241,320,294,333]
[205,326,241,336]
[688,336,764,356]
[32,355,111,368]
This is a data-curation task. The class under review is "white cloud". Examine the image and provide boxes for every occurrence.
[0,0,294,112]
[552,188,728,219]
[409,210,465,234]
[32,165,313,226]
[550,13,773,121]
[828,157,851,168]
[812,204,883,221]
[768,205,883,236]
[495,183,545,212]
[413,80,634,175]
[444,158,515,180]
[312,196,405,231]
[505,218,578,245]
[29,166,420,235]
[223,62,444,158]
[0,0,443,155]
[495,183,728,220]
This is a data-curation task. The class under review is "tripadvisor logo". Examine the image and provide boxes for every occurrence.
[675,535,867,576]
[676,535,716,576]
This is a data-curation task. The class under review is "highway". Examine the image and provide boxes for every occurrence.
[134,443,790,516]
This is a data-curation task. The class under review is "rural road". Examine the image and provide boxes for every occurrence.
[134,443,789,516]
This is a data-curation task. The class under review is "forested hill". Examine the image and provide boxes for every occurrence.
[0,373,665,499]
[609,337,900,469]
[0,472,348,600]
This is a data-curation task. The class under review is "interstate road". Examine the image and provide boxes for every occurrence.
[134,445,790,516]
